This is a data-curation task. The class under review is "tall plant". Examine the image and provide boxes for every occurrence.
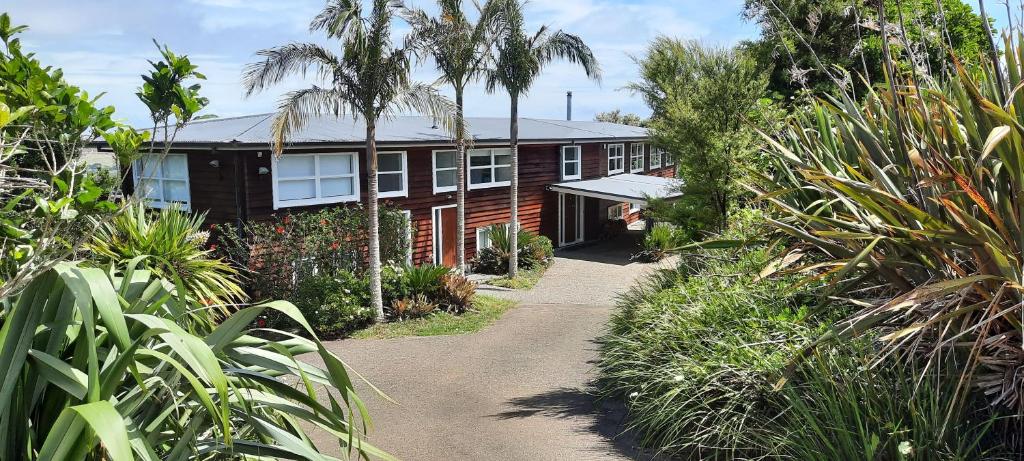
[401,0,505,273]
[486,0,600,277]
[243,0,455,321]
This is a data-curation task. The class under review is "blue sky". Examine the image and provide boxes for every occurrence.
[2,1,1009,128]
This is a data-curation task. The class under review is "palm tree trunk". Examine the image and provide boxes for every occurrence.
[366,121,384,321]
[455,89,467,273]
[508,94,519,278]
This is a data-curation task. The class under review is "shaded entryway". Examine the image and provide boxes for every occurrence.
[312,237,671,460]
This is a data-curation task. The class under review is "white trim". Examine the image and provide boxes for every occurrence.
[549,185,653,207]
[402,210,413,265]
[607,143,625,175]
[271,152,360,210]
[377,150,408,199]
[630,202,641,213]
[560,145,582,181]
[431,149,458,194]
[557,192,585,247]
[629,143,645,173]
[132,153,192,211]
[467,147,512,190]
[155,138,653,151]
[431,204,457,265]
[650,146,663,169]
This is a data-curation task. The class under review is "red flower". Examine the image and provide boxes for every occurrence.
[256,318,267,328]
[209,224,216,230]
[330,241,340,250]
[320,219,328,226]
[209,244,217,251]
[275,226,285,234]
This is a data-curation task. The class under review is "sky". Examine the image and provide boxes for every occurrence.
[1,1,1013,128]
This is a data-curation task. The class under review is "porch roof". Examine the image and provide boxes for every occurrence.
[550,174,682,206]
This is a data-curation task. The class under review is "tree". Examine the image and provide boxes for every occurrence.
[401,0,505,273]
[629,38,772,234]
[594,109,646,127]
[243,0,454,321]
[487,0,600,278]
[741,0,990,102]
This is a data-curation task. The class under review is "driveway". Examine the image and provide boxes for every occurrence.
[315,235,672,460]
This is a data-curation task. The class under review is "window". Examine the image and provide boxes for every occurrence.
[272,153,359,209]
[476,222,511,252]
[468,148,512,189]
[561,145,582,181]
[133,153,191,210]
[607,204,624,220]
[630,202,641,213]
[665,150,674,166]
[377,151,408,198]
[650,147,663,169]
[630,144,645,173]
[607,144,624,175]
[433,150,457,194]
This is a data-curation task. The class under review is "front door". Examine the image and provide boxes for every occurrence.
[559,193,584,246]
[433,206,457,267]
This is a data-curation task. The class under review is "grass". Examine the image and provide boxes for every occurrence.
[486,264,548,290]
[351,295,517,339]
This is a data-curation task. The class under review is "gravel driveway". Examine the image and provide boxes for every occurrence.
[314,235,672,460]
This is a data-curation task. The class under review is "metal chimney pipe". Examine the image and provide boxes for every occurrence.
[566,91,573,121]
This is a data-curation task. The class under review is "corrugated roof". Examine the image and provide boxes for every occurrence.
[156,114,648,145]
[550,174,682,205]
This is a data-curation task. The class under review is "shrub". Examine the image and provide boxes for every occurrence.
[439,272,476,314]
[290,271,374,338]
[381,264,475,319]
[633,222,684,262]
[471,224,553,275]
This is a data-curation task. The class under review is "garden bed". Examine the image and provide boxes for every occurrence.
[351,295,517,339]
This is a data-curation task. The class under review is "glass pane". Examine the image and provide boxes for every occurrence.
[494,153,511,166]
[136,156,162,178]
[379,173,403,193]
[162,155,188,179]
[470,168,492,184]
[321,177,354,197]
[278,179,316,200]
[163,180,189,202]
[478,229,491,250]
[563,148,579,161]
[495,166,511,182]
[435,169,456,188]
[435,151,456,169]
[320,154,352,176]
[378,152,403,172]
[137,179,161,200]
[564,162,578,177]
[278,156,316,178]
[469,152,491,167]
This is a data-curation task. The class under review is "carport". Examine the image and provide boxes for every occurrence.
[549,174,682,247]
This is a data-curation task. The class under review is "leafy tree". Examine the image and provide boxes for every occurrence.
[594,109,647,127]
[137,40,210,154]
[401,0,506,272]
[244,0,454,320]
[486,0,600,278]
[742,0,990,101]
[629,38,773,234]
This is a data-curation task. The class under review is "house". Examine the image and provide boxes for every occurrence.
[112,114,680,267]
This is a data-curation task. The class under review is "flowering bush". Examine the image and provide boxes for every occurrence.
[213,205,411,301]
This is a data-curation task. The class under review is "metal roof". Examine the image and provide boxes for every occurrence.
[154,114,648,146]
[550,174,682,206]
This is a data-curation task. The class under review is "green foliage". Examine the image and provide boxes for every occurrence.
[212,206,410,301]
[0,263,387,460]
[292,272,375,338]
[594,109,647,127]
[471,224,553,275]
[89,203,245,314]
[438,272,476,314]
[630,38,778,233]
[634,222,686,262]
[382,264,475,319]
[137,41,209,129]
[741,0,991,101]
[353,294,514,339]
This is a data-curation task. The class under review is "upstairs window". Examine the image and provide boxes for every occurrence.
[433,150,457,194]
[630,144,645,173]
[377,151,408,198]
[133,153,191,210]
[273,153,360,209]
[561,145,582,181]
[468,148,511,189]
[607,144,624,175]
[650,147,663,168]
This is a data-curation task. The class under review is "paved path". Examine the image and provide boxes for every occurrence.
[315,236,672,460]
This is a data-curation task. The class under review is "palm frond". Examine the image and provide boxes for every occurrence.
[242,43,342,97]
[310,0,363,39]
[388,82,459,138]
[533,30,602,82]
[270,86,353,154]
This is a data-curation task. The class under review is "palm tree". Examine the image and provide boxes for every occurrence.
[243,0,455,321]
[400,0,505,273]
[487,0,600,277]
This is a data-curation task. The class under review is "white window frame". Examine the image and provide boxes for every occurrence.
[432,149,458,194]
[630,143,645,173]
[377,150,409,199]
[475,222,510,253]
[630,202,641,213]
[432,204,457,265]
[650,147,663,169]
[132,153,191,211]
[665,150,674,166]
[607,204,622,220]
[607,144,625,175]
[272,152,360,210]
[560,145,582,181]
[467,148,512,190]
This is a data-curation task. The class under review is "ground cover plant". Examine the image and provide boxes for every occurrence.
[471,223,553,275]
[353,294,516,339]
